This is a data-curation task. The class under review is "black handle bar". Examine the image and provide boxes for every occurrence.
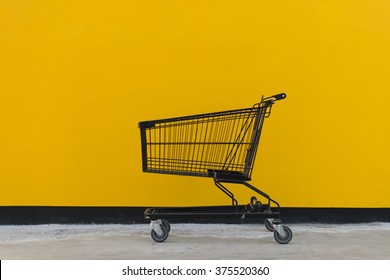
[262,93,286,106]
[272,93,286,100]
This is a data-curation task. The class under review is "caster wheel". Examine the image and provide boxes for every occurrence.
[264,219,275,232]
[274,226,293,244]
[151,224,169,242]
[161,219,171,233]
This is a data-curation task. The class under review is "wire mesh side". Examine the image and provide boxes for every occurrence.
[139,103,270,180]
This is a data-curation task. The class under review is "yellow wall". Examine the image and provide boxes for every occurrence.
[1,0,389,207]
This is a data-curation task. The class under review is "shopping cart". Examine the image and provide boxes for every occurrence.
[138,93,292,244]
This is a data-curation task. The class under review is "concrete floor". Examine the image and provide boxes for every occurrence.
[0,223,389,259]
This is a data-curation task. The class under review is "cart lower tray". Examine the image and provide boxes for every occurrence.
[144,204,293,244]
[144,205,280,221]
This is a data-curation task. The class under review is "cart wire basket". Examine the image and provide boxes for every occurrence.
[138,93,292,244]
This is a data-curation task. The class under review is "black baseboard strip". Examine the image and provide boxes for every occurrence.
[281,207,390,223]
[0,206,389,225]
[0,207,145,225]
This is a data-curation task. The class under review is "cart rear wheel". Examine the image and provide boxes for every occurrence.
[151,225,169,242]
[265,219,275,232]
[274,226,292,244]
[161,219,171,233]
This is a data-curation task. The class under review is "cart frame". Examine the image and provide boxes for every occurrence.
[138,93,292,244]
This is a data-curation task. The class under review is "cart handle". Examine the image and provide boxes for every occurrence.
[262,93,286,106]
[272,93,286,100]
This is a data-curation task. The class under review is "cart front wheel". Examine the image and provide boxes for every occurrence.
[274,226,292,244]
[265,219,275,232]
[151,225,169,242]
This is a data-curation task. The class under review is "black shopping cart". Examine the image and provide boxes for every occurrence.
[138,93,292,244]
